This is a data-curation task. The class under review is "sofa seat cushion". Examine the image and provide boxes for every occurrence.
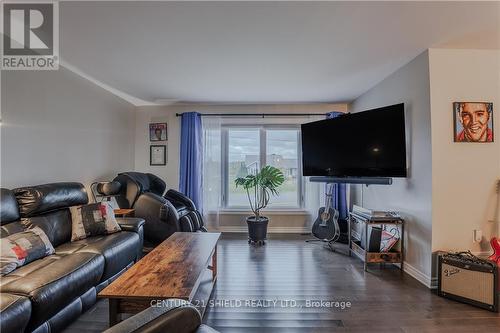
[56,231,140,281]
[0,293,31,333]
[0,252,104,329]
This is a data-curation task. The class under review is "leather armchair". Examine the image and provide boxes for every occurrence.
[164,189,207,233]
[103,300,218,333]
[101,172,206,246]
[132,192,180,245]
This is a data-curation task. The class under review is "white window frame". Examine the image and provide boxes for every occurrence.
[221,124,304,210]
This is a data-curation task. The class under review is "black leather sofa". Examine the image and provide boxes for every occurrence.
[103,299,218,333]
[0,183,144,333]
[108,172,206,246]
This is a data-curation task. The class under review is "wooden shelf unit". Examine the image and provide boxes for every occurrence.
[348,212,404,272]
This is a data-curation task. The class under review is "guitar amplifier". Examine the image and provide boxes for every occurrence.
[438,252,498,312]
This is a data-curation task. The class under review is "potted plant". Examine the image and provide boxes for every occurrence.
[235,165,285,245]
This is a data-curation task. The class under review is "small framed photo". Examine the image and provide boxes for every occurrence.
[453,102,493,142]
[149,123,167,141]
[150,145,167,166]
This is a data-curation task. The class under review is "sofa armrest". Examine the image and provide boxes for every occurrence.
[103,299,202,333]
[116,217,145,233]
[116,217,145,261]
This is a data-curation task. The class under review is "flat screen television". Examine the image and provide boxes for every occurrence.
[301,103,407,178]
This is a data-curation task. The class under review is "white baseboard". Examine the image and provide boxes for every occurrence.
[215,226,310,233]
[403,261,437,289]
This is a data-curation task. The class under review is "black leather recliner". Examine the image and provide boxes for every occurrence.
[99,172,206,246]
[164,189,207,233]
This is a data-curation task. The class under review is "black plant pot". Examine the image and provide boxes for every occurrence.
[246,216,269,245]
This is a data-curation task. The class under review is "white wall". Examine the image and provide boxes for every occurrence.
[350,51,433,284]
[350,49,500,287]
[134,106,180,190]
[429,49,500,255]
[134,103,348,231]
[1,67,135,189]
[135,104,347,189]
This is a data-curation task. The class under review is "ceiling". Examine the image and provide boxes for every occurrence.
[60,1,500,105]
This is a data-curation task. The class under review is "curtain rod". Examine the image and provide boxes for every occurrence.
[175,113,327,117]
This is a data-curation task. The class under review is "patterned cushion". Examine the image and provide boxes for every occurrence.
[0,227,55,275]
[70,202,121,241]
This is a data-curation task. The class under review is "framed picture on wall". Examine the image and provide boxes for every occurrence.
[150,145,167,165]
[453,102,494,142]
[149,123,167,141]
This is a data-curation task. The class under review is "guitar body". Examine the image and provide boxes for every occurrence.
[488,237,500,263]
[488,181,500,264]
[311,207,340,242]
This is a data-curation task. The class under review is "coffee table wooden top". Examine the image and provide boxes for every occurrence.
[99,232,221,300]
[113,208,135,216]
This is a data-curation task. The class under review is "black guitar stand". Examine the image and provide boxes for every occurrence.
[305,237,340,253]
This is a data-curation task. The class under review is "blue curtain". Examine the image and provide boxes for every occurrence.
[179,112,203,212]
[326,112,348,220]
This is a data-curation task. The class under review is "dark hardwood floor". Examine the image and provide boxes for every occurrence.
[64,233,500,333]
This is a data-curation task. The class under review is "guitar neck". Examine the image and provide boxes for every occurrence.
[324,183,334,211]
[495,180,500,235]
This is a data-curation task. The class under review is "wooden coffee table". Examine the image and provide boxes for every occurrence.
[113,208,135,217]
[98,232,221,325]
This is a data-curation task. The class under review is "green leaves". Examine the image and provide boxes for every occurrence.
[234,165,284,193]
[234,174,257,190]
[234,165,285,216]
[258,165,285,195]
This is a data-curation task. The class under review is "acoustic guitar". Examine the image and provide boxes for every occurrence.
[488,180,500,263]
[311,184,340,242]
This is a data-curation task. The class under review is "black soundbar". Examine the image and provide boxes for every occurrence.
[309,177,393,185]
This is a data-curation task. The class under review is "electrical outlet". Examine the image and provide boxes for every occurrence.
[473,229,483,243]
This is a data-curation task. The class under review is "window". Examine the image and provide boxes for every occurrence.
[222,125,302,209]
[227,128,260,207]
[266,129,300,207]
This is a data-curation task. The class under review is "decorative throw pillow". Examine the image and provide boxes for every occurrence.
[70,202,121,241]
[1,227,55,275]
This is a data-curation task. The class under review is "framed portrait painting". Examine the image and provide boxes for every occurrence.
[150,145,167,166]
[149,123,167,141]
[453,102,493,143]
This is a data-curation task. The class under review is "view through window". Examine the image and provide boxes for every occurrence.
[225,126,301,208]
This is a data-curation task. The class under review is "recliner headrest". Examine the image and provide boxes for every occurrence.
[0,188,20,224]
[13,182,88,217]
[112,172,167,209]
[96,181,122,196]
[117,172,166,195]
